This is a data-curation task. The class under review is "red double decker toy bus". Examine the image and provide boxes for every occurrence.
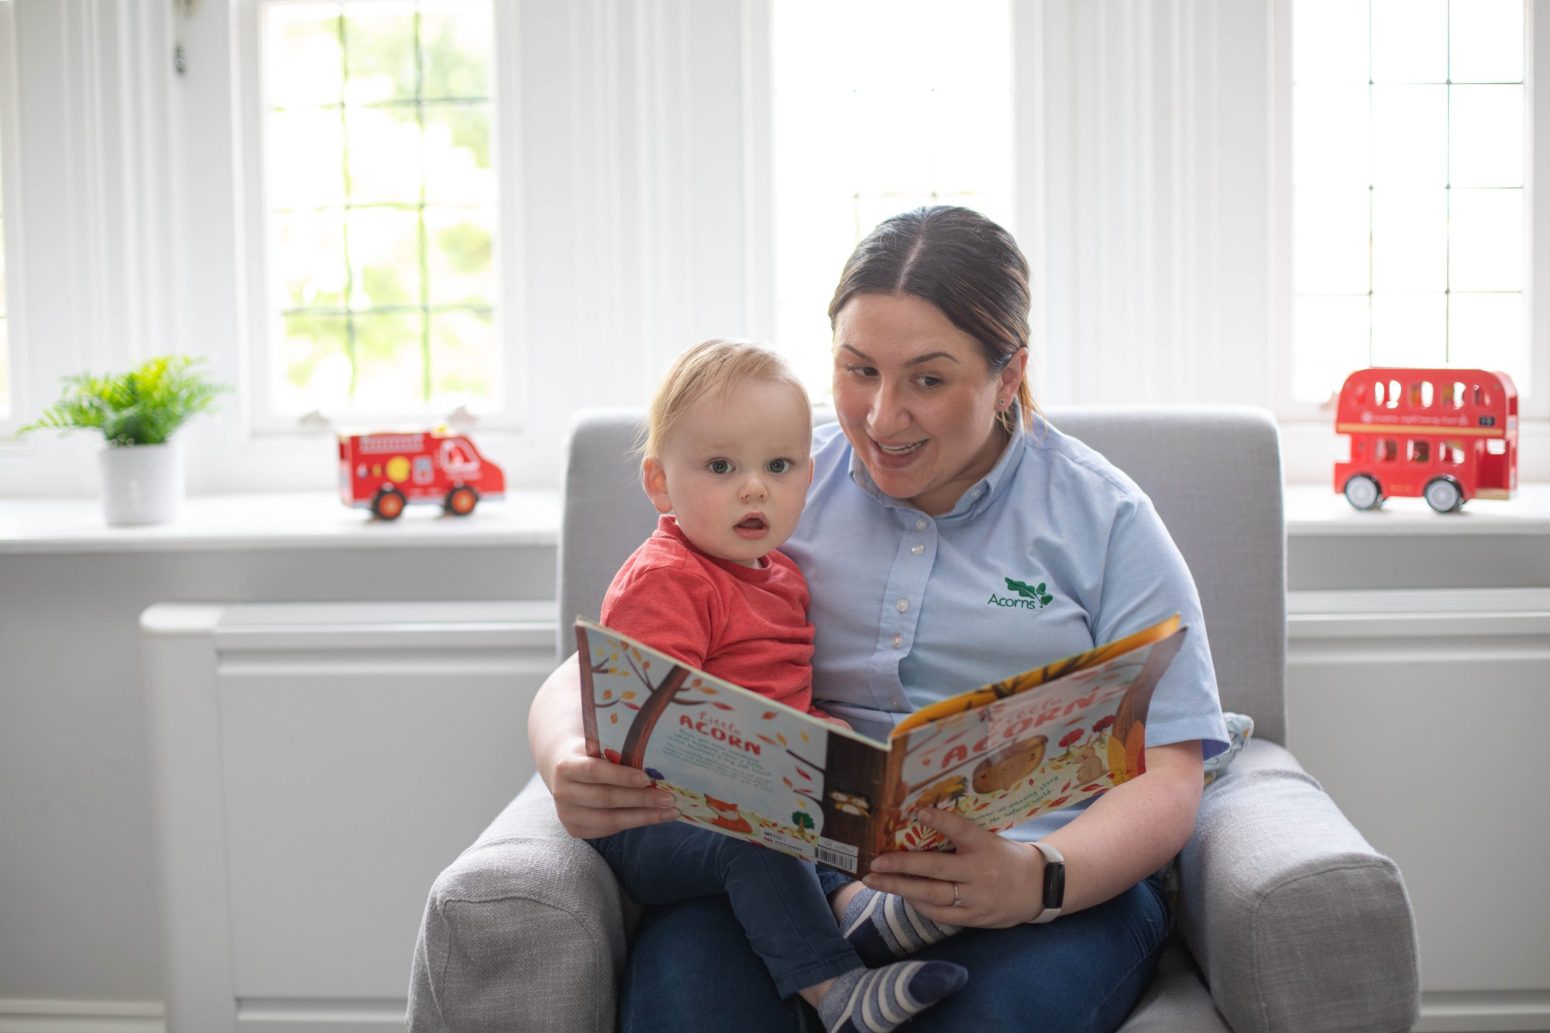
[338,429,506,520]
[1334,368,1517,513]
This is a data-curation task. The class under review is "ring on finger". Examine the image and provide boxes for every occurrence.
[950,882,963,907]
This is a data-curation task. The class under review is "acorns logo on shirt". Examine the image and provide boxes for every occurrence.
[987,576,1055,611]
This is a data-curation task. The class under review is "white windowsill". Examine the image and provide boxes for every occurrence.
[1284,482,1550,536]
[0,489,562,554]
[5,482,1550,556]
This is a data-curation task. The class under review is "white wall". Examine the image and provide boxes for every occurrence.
[0,542,555,1009]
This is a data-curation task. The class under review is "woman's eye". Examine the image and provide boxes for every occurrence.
[917,375,943,389]
[707,459,732,475]
[844,364,877,378]
[767,458,791,474]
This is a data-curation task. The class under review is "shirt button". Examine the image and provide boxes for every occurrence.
[915,519,927,530]
[895,598,909,613]
[910,544,925,556]
[892,634,903,648]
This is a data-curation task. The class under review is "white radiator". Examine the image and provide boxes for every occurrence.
[1288,588,1550,1033]
[141,601,557,1033]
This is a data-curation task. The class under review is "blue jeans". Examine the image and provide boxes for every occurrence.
[588,824,861,998]
[618,870,1171,1033]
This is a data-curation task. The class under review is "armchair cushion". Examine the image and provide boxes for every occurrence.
[409,778,632,1033]
[1178,738,1420,1033]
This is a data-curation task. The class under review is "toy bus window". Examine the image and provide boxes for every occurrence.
[1472,384,1490,407]
[1385,379,1401,409]
[1447,381,1465,408]
[1440,441,1465,465]
[1407,440,1430,463]
[1408,381,1433,408]
[1486,438,1507,456]
[1374,438,1398,462]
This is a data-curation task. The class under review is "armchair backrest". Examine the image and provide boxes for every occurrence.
[558,406,1287,744]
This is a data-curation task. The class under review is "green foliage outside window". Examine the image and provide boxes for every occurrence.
[264,0,497,418]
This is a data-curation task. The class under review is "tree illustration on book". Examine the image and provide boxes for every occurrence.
[580,626,859,848]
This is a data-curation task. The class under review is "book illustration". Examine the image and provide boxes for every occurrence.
[579,624,886,869]
[579,614,1186,876]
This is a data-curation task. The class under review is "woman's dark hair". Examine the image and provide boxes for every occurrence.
[827,206,1034,430]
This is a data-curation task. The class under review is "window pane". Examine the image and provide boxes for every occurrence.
[1450,189,1522,291]
[1372,188,1445,292]
[1450,85,1522,188]
[344,6,418,105]
[346,106,423,205]
[424,102,494,205]
[1449,292,1524,371]
[1293,0,1368,83]
[428,309,497,406]
[352,310,425,409]
[264,7,343,110]
[425,206,493,306]
[348,207,421,308]
[266,109,346,210]
[1371,85,1447,186]
[281,312,353,414]
[1295,295,1370,402]
[1372,0,1447,82]
[1372,292,1446,366]
[771,0,1012,396]
[273,213,348,309]
[1451,0,1523,83]
[1294,187,1370,294]
[1294,85,1370,187]
[261,0,497,418]
[421,3,492,99]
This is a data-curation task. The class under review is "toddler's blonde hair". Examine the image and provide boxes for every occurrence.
[642,339,811,459]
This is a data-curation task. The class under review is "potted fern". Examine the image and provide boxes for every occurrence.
[20,355,228,525]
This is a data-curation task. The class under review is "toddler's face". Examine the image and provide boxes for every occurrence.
[644,378,811,567]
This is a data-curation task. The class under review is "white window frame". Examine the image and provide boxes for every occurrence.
[233,0,525,435]
[2,0,1544,495]
[1269,0,1550,482]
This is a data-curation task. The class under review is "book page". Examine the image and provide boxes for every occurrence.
[578,620,887,872]
[879,628,1187,855]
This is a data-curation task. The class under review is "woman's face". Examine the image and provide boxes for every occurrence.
[831,292,1025,516]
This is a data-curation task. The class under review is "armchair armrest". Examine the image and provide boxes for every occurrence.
[1177,739,1419,1033]
[409,774,629,1033]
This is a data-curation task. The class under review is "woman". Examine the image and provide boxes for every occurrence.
[529,206,1229,1032]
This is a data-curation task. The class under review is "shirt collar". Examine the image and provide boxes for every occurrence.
[845,409,1029,521]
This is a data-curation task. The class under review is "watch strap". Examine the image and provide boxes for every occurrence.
[1029,840,1065,924]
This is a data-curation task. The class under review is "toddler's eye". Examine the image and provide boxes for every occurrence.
[767,458,792,474]
[707,459,733,475]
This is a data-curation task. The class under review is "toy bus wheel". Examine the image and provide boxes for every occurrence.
[372,488,407,520]
[1343,474,1383,511]
[1423,476,1464,513]
[445,486,479,516]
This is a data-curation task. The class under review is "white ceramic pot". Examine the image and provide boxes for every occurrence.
[98,439,184,526]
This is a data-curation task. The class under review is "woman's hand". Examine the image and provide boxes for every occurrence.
[861,808,1046,928]
[530,652,677,839]
[547,740,679,839]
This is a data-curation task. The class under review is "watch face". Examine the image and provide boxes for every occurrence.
[1043,861,1066,910]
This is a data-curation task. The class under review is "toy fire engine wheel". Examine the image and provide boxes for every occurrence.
[372,487,407,520]
[1423,476,1464,514]
[1343,474,1383,511]
[444,486,479,516]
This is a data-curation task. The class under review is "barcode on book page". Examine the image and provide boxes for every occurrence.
[816,839,858,874]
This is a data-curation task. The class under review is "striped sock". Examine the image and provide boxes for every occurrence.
[841,887,961,965]
[816,961,968,1033]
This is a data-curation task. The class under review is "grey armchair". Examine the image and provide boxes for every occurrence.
[409,407,1420,1033]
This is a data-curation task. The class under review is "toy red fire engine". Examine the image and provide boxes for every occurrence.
[338,429,505,520]
[1333,368,1518,513]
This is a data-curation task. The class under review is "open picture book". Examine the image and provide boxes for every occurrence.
[578,614,1188,876]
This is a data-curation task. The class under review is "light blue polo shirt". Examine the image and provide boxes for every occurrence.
[784,414,1229,839]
